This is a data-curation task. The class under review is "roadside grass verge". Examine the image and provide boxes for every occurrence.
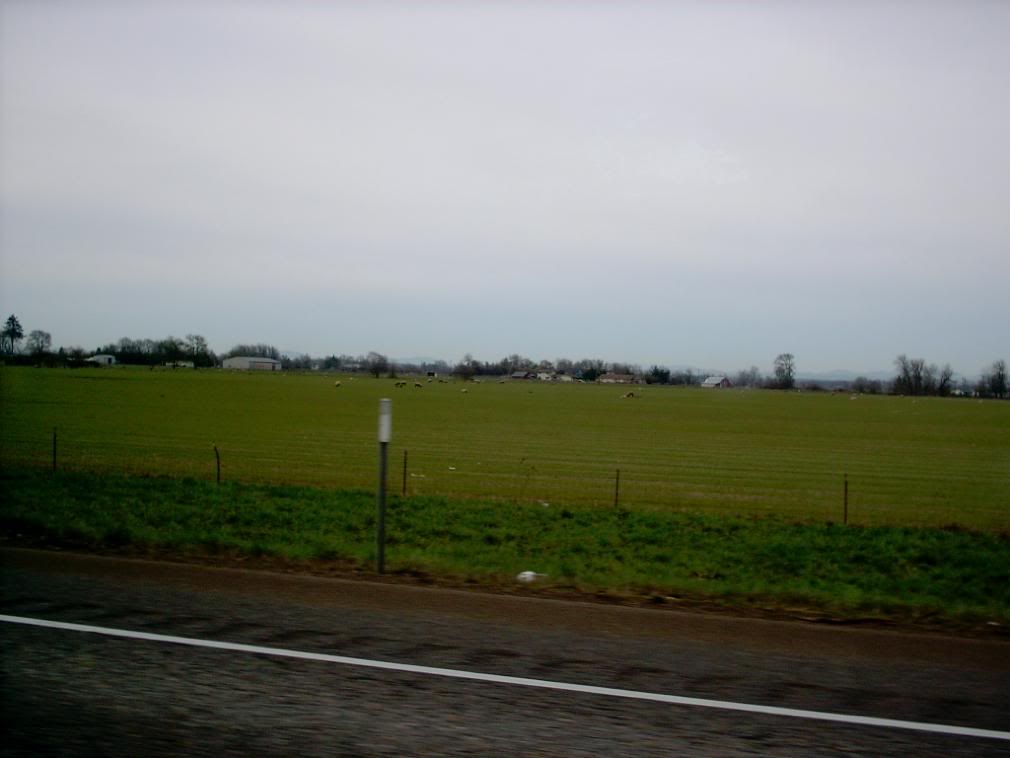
[2,467,1008,627]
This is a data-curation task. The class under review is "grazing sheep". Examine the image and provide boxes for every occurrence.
[414,382,423,389]
[334,381,342,387]
[623,391,636,398]
[461,388,468,393]
[395,381,407,388]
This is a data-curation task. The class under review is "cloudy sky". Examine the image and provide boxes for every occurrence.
[1,1,1007,375]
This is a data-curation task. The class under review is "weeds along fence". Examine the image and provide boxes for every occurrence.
[6,425,1001,530]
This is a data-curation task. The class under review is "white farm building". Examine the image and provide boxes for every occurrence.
[701,375,732,388]
[223,356,282,371]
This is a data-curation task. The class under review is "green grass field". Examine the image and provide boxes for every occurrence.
[3,468,1008,625]
[1,366,1008,528]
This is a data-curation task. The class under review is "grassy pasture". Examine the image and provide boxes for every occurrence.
[1,366,1008,529]
[3,468,1008,625]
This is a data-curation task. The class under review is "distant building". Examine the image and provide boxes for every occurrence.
[165,361,195,369]
[599,373,635,384]
[701,375,732,388]
[536,372,555,382]
[223,356,282,371]
[86,354,116,366]
[510,371,536,380]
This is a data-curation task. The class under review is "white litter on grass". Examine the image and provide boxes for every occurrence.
[516,571,548,583]
[448,466,457,471]
[539,501,550,508]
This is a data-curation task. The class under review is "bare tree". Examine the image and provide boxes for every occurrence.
[365,351,389,378]
[983,359,1008,398]
[734,366,762,387]
[773,353,795,389]
[26,329,52,355]
[893,355,954,396]
[936,363,954,396]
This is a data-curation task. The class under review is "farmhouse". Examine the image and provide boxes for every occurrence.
[511,371,536,380]
[86,354,116,366]
[223,356,282,371]
[701,375,733,388]
[599,373,635,384]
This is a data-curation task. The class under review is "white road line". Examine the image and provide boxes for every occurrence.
[2,614,1008,742]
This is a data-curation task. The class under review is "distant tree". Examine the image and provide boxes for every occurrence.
[499,354,534,374]
[159,336,186,363]
[851,376,883,394]
[733,366,762,388]
[575,359,607,382]
[365,351,389,378]
[610,362,638,376]
[184,334,216,367]
[670,368,698,386]
[281,353,313,370]
[892,354,953,396]
[646,365,670,385]
[411,359,449,376]
[982,359,1008,398]
[2,314,24,354]
[936,363,954,396]
[226,343,280,360]
[454,353,480,381]
[26,329,52,355]
[773,353,795,389]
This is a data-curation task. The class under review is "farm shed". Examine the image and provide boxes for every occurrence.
[223,356,282,371]
[599,373,635,384]
[510,371,536,380]
[701,375,732,388]
[86,354,116,366]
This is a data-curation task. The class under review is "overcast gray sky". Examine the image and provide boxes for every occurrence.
[1,1,1007,375]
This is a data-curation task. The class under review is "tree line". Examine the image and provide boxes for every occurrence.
[1,314,1006,398]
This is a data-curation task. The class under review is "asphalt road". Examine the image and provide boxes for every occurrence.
[2,548,1008,756]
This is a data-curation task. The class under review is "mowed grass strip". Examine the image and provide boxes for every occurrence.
[2,467,1008,625]
[1,367,1008,528]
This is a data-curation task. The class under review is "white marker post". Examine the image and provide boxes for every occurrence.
[376,398,392,574]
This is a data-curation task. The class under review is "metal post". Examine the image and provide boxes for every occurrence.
[214,445,221,485]
[614,468,621,509]
[377,399,392,574]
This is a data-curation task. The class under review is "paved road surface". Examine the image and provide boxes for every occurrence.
[2,548,1008,756]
